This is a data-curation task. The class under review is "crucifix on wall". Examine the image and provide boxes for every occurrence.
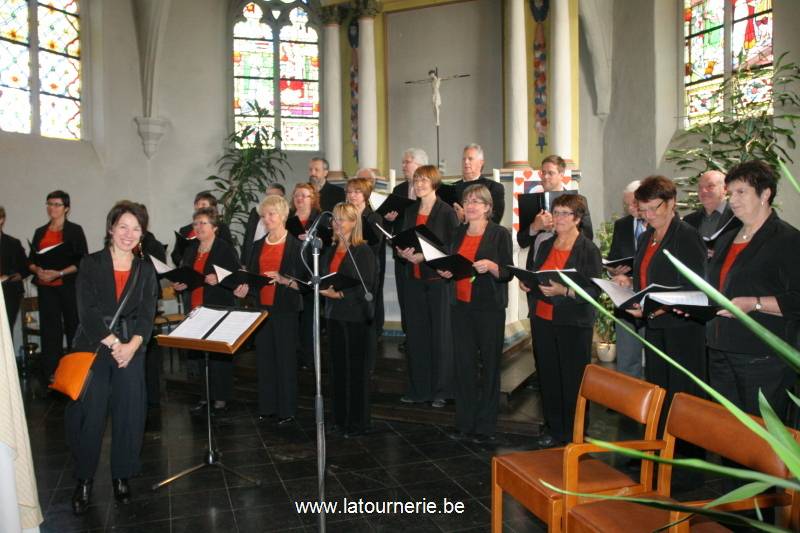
[405,67,470,167]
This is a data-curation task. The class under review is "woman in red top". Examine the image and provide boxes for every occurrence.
[613,176,707,419]
[706,161,800,420]
[520,194,602,447]
[172,208,240,413]
[397,165,459,408]
[67,201,158,514]
[437,185,512,442]
[28,190,88,381]
[234,196,304,423]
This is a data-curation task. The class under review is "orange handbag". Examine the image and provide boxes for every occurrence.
[50,263,140,401]
[50,351,98,401]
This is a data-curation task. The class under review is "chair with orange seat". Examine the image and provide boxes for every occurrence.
[491,364,667,533]
[566,392,800,533]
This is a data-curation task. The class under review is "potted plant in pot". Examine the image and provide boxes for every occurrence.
[207,102,291,247]
[594,218,617,362]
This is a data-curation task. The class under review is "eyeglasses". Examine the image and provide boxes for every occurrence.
[192,220,212,227]
[551,210,575,218]
[463,199,487,206]
[638,200,664,216]
[46,201,65,207]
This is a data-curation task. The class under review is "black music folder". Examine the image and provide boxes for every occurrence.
[508,266,590,288]
[374,194,416,217]
[375,223,444,254]
[149,255,204,290]
[29,241,69,270]
[213,265,272,290]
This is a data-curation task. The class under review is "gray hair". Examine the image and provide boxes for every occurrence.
[463,143,484,161]
[355,167,377,181]
[310,157,329,171]
[403,148,429,166]
[623,180,641,194]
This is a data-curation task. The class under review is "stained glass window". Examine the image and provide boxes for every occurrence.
[233,1,319,151]
[683,0,773,127]
[0,0,82,139]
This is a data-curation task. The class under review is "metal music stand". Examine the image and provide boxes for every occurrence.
[152,307,268,491]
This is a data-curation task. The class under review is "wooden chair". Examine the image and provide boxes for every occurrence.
[567,392,800,533]
[492,364,667,533]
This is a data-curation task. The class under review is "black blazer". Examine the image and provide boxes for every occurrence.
[528,233,602,327]
[322,243,377,323]
[683,202,739,235]
[240,207,261,268]
[246,233,304,314]
[29,219,88,286]
[453,177,506,223]
[401,198,459,281]
[608,215,638,261]
[73,249,159,351]
[707,211,800,354]
[448,222,513,311]
[141,231,167,263]
[517,193,594,259]
[179,237,240,308]
[319,181,345,213]
[362,206,385,259]
[1,233,28,296]
[387,181,412,258]
[171,221,234,267]
[633,215,706,329]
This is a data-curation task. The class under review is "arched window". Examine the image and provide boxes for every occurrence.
[232,0,320,151]
[0,0,82,139]
[683,0,773,127]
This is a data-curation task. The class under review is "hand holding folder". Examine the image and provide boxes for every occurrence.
[213,265,272,291]
[374,194,416,217]
[149,255,204,290]
[417,235,474,280]
[375,223,443,254]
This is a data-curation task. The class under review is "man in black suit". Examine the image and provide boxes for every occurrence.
[682,170,740,257]
[309,157,345,213]
[0,206,29,332]
[452,144,505,224]
[383,148,429,349]
[607,180,646,379]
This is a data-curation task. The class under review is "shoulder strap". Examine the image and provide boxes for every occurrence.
[107,260,141,331]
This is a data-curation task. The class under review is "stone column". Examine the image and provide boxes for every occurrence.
[504,0,529,167]
[321,7,343,177]
[356,5,379,169]
[550,0,572,159]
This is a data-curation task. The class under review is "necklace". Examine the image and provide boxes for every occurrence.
[267,230,287,245]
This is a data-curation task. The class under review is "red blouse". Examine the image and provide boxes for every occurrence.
[38,229,64,287]
[190,251,209,310]
[330,248,347,274]
[639,239,660,288]
[114,270,131,301]
[455,234,483,303]
[259,240,285,306]
[413,214,429,280]
[535,247,571,321]
[719,242,749,290]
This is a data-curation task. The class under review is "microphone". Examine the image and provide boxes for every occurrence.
[337,230,373,302]
[301,211,332,252]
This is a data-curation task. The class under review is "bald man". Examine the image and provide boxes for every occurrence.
[683,170,739,239]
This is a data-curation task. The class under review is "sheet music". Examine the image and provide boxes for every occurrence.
[205,310,262,344]
[544,192,551,212]
[37,242,63,254]
[417,233,446,260]
[149,255,172,275]
[370,191,388,211]
[592,278,636,307]
[648,291,709,306]
[213,264,233,282]
[375,222,393,240]
[168,307,228,339]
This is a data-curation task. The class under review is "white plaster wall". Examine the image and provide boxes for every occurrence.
[385,0,504,175]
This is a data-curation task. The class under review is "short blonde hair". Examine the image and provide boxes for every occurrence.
[462,184,493,220]
[332,202,365,247]
[259,195,290,223]
[346,177,374,202]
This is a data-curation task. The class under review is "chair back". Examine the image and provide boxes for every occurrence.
[573,364,666,443]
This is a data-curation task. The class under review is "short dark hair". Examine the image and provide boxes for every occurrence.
[725,160,778,205]
[193,207,219,227]
[310,157,329,171]
[541,155,566,173]
[105,201,149,247]
[634,175,677,203]
[194,190,218,207]
[552,193,587,220]
[47,190,70,208]
[268,182,286,195]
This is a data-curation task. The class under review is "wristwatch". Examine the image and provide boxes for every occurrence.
[754,297,762,312]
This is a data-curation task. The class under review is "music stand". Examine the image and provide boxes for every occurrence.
[152,307,268,491]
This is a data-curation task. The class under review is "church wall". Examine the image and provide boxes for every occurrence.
[384,0,504,176]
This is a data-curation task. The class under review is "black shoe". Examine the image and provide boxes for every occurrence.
[277,416,295,425]
[71,479,93,515]
[112,478,131,504]
[447,430,471,441]
[535,433,562,449]
[472,434,497,445]
[257,414,275,422]
[189,401,207,414]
